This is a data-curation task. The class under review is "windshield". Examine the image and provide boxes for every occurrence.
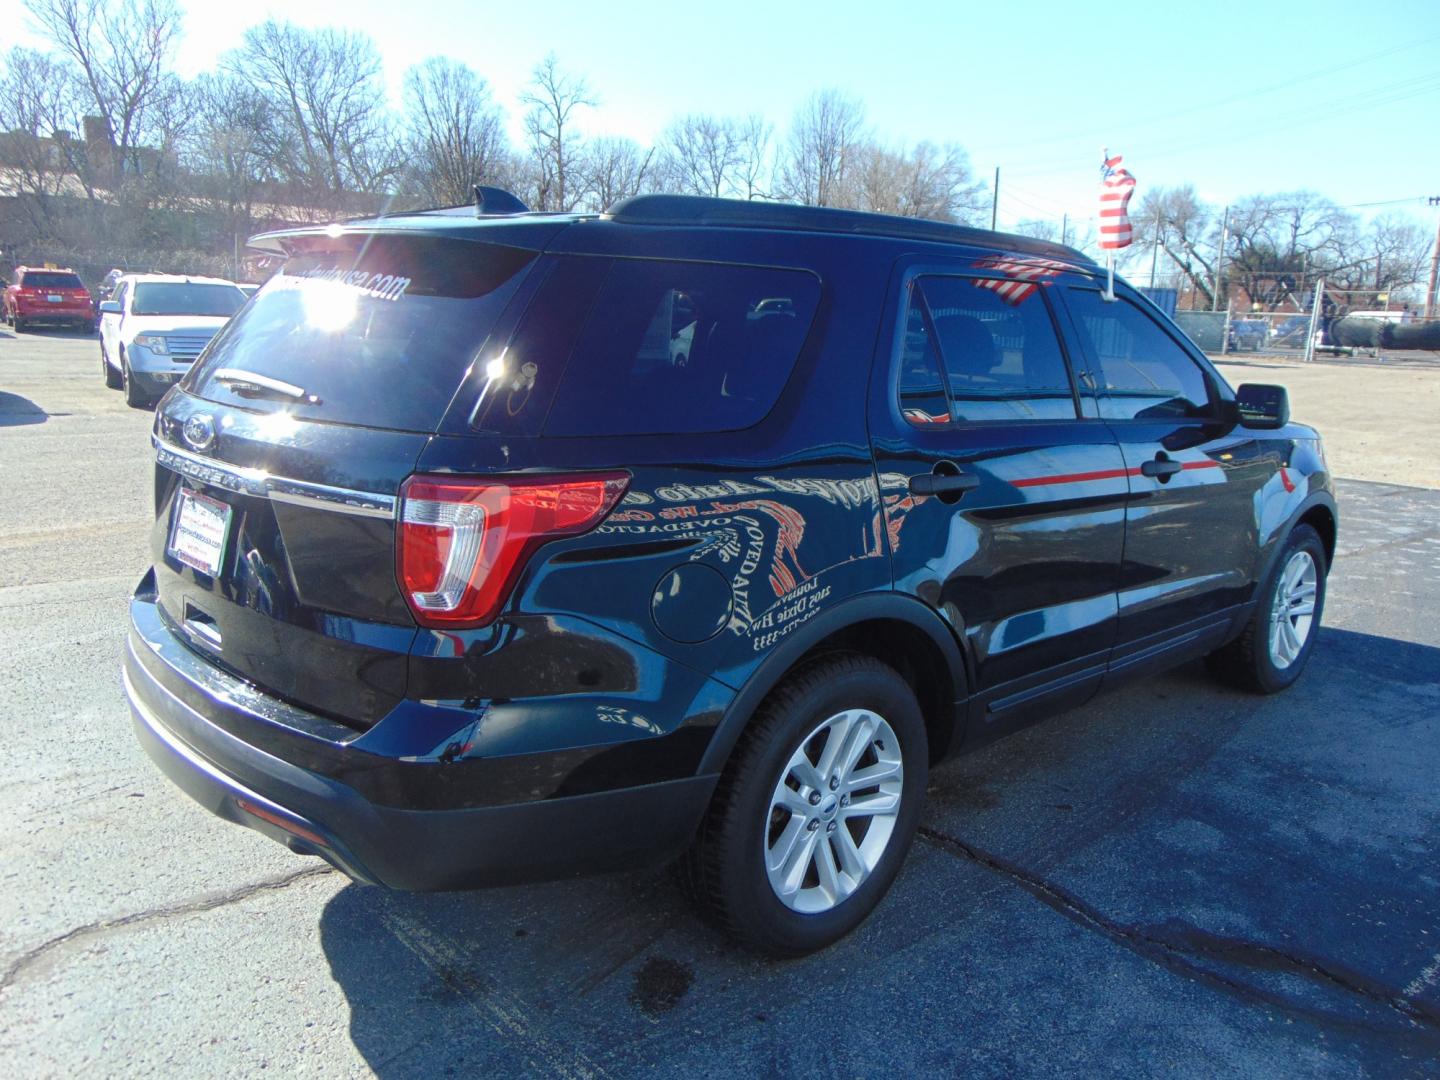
[186,235,538,432]
[22,272,84,290]
[132,283,245,317]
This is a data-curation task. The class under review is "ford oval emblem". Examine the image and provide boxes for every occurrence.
[182,413,216,452]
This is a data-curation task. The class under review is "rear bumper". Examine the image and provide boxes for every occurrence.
[14,305,92,323]
[124,594,718,890]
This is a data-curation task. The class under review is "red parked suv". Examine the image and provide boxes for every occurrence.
[4,266,96,333]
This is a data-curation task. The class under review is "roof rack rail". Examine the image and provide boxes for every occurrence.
[603,194,1093,265]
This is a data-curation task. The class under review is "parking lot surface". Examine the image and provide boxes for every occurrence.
[2,328,1438,1078]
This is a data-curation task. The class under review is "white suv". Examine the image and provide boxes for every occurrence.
[99,274,248,407]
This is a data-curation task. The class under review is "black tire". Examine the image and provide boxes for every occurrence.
[101,342,122,389]
[121,350,151,409]
[682,652,928,957]
[1208,524,1327,693]
[13,315,26,334]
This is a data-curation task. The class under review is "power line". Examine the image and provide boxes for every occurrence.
[999,69,1440,179]
[969,31,1440,160]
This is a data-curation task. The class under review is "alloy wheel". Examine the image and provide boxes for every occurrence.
[763,708,903,914]
[1269,549,1318,668]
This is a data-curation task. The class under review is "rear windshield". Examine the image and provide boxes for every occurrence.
[187,235,538,432]
[133,283,245,317]
[539,258,820,437]
[21,271,84,289]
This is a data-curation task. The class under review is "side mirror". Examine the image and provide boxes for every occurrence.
[99,301,121,314]
[1235,383,1289,429]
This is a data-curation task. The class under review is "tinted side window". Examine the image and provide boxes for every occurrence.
[543,259,820,437]
[897,292,951,426]
[468,256,610,436]
[902,275,1076,423]
[1065,289,1213,420]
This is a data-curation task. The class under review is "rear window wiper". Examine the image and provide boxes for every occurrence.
[213,368,321,404]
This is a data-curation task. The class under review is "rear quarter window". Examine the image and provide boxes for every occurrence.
[539,258,820,437]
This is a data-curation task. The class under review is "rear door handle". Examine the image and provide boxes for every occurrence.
[909,471,980,496]
[1140,457,1183,478]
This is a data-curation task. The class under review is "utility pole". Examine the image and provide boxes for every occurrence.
[1426,196,1440,319]
[1061,212,1068,247]
[990,167,1000,231]
[1304,277,1325,364]
[1212,205,1230,312]
[1149,222,1163,289]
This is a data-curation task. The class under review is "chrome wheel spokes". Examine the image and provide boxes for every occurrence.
[1269,550,1318,669]
[764,709,903,914]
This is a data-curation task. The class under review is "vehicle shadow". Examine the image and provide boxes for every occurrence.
[0,391,49,426]
[10,326,97,340]
[317,626,1440,1075]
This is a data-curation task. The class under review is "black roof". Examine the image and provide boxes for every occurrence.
[604,195,1094,265]
[250,192,1093,267]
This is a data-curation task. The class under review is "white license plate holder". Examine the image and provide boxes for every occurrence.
[167,489,232,577]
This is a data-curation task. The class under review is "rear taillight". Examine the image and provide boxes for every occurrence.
[397,472,629,627]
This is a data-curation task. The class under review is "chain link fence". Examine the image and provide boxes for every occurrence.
[1147,280,1440,361]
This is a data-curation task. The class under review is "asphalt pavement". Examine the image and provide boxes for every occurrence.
[1,328,1438,1078]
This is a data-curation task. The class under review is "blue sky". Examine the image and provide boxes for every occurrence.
[5,0,1438,230]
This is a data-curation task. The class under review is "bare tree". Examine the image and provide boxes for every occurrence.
[734,113,772,201]
[519,54,595,212]
[22,0,186,213]
[1225,191,1351,307]
[225,21,397,216]
[185,73,276,244]
[845,140,986,223]
[1011,218,1059,242]
[1131,185,1220,307]
[662,113,741,197]
[776,89,865,207]
[0,47,79,239]
[581,136,655,211]
[1330,213,1433,303]
[401,57,510,206]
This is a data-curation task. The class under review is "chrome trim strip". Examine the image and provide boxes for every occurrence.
[152,436,397,520]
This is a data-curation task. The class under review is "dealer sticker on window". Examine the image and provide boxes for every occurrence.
[168,489,232,577]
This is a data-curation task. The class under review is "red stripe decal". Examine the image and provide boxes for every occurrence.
[1013,467,1135,488]
[1013,459,1222,488]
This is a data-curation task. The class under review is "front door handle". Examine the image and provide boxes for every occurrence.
[909,471,980,497]
[1140,457,1183,478]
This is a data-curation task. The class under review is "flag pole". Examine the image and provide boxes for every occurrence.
[1098,147,1132,302]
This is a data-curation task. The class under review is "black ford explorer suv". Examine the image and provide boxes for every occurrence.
[124,194,1336,956]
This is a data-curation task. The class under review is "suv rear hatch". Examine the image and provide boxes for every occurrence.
[17,270,90,315]
[149,227,552,729]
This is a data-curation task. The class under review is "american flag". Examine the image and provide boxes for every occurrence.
[1098,152,1136,250]
[971,255,1071,305]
